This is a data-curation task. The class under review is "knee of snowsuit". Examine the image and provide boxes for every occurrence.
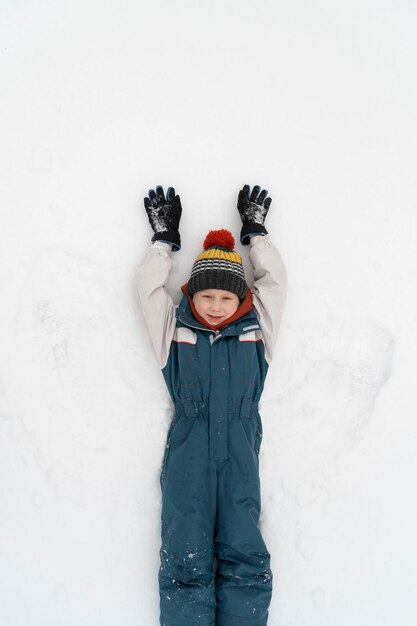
[135,235,287,626]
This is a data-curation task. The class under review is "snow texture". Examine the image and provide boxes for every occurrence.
[1,0,417,625]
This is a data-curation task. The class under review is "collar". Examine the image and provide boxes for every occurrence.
[177,282,259,335]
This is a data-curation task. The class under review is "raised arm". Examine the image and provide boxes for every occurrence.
[135,185,182,369]
[237,184,287,365]
[248,234,287,365]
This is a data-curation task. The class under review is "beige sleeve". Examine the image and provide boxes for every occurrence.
[249,234,288,365]
[135,241,177,369]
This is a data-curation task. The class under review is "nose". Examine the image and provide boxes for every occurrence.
[210,301,221,312]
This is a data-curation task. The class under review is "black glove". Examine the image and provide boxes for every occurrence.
[144,185,182,251]
[237,184,271,245]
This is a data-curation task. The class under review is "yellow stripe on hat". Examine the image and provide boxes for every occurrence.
[195,249,242,263]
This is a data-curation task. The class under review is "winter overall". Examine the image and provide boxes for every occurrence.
[136,234,287,626]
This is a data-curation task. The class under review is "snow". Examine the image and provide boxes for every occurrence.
[1,0,417,624]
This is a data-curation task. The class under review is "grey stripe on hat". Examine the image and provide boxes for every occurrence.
[190,259,245,278]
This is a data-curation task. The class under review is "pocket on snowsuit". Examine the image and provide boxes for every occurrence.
[160,407,199,485]
[254,411,263,457]
[160,416,181,484]
[239,407,263,460]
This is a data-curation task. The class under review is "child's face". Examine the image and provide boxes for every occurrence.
[192,289,240,326]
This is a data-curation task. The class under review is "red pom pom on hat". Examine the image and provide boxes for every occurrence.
[203,229,235,251]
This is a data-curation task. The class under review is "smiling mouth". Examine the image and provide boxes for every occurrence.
[208,314,222,320]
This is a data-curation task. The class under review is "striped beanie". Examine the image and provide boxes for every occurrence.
[188,229,247,301]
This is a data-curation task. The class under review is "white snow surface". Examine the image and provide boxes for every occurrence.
[1,1,417,624]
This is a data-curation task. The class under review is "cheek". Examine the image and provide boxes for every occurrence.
[194,299,205,315]
[225,301,238,314]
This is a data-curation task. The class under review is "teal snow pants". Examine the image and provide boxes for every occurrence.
[158,398,273,626]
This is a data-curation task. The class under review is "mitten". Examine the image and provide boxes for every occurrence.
[144,185,182,251]
[237,184,271,245]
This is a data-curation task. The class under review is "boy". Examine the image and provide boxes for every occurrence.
[136,184,287,626]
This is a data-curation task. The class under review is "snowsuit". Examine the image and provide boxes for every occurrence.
[136,234,287,626]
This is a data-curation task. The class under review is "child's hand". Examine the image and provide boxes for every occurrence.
[237,184,271,245]
[144,185,182,251]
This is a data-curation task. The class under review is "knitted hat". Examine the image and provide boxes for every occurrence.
[188,229,247,301]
